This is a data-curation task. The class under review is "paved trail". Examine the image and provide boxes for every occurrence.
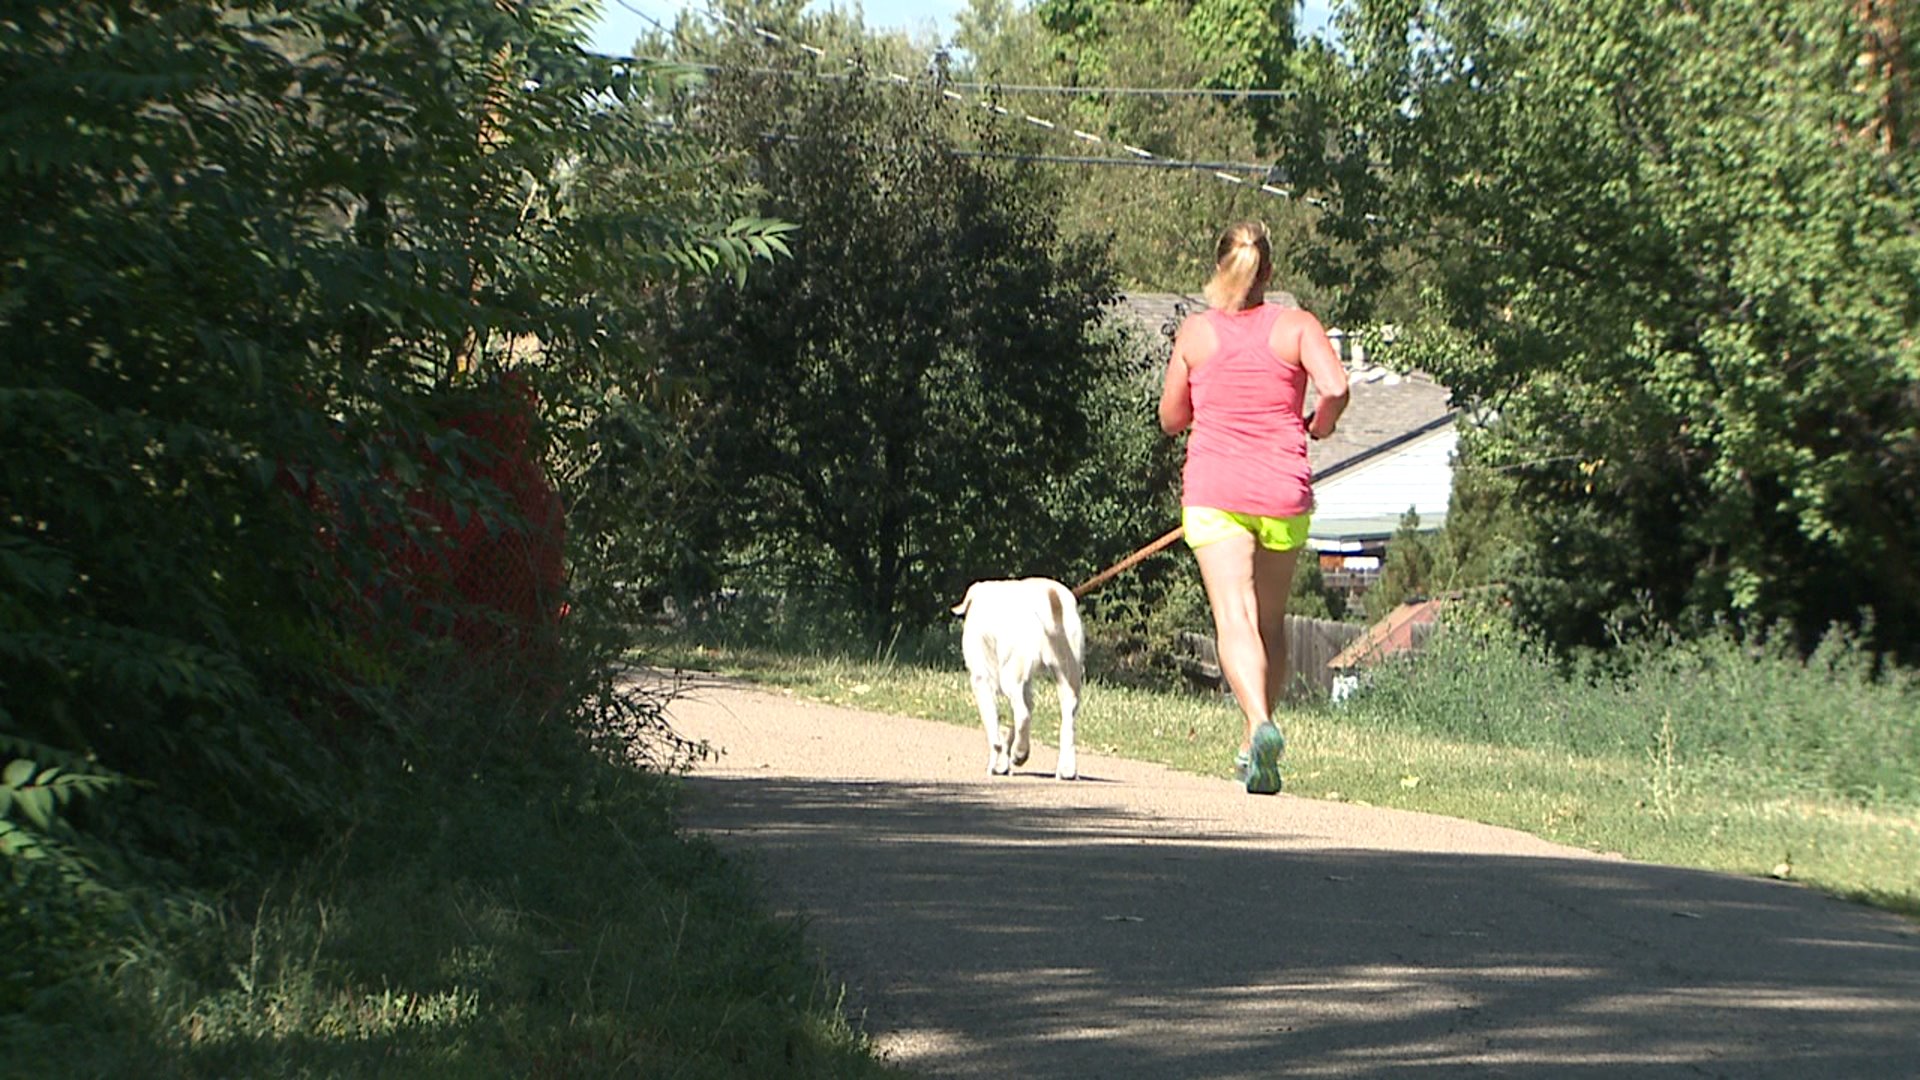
[660,674,1920,1079]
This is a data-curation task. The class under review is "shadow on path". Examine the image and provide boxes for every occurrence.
[681,775,1920,1079]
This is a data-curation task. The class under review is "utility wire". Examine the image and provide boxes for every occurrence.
[602,5,1409,226]
[609,51,1298,101]
[610,0,674,38]
[950,80,1298,100]
[950,149,1276,174]
[670,6,1311,204]
[642,116,1281,181]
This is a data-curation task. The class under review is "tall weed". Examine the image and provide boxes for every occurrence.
[1340,609,1920,806]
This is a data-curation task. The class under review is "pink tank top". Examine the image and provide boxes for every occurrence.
[1181,303,1312,517]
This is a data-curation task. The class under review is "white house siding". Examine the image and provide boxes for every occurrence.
[1311,424,1458,534]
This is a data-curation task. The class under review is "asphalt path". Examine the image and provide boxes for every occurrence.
[660,673,1920,1079]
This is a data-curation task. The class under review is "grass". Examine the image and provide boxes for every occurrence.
[7,728,909,1080]
[639,627,1920,921]
[26,613,1906,1079]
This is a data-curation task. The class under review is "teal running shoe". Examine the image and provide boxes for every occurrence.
[1245,721,1285,795]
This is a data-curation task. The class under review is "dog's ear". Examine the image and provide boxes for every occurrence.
[950,583,977,617]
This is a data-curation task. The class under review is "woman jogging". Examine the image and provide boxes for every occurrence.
[1158,221,1349,794]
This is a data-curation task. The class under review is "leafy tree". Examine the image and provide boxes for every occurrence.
[1289,557,1347,620]
[1183,0,1296,93]
[1422,430,1534,589]
[955,0,1056,79]
[639,27,1150,638]
[0,0,781,888]
[1362,509,1437,621]
[1316,0,1920,657]
[946,0,1323,294]
[1034,0,1294,100]
[629,0,943,73]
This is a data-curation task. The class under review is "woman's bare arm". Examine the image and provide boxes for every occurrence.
[1159,314,1207,435]
[1294,313,1349,440]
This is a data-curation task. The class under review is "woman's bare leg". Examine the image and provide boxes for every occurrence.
[1196,535,1302,751]
[1253,544,1301,708]
[1194,533,1273,750]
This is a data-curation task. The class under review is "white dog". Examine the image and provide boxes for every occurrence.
[951,577,1084,780]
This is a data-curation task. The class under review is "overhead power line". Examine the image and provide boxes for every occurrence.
[653,6,1311,205]
[611,0,674,38]
[950,149,1278,175]
[950,80,1297,100]
[611,52,1298,102]
[642,116,1286,185]
[612,6,1399,223]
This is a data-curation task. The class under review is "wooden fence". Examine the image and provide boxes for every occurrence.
[1176,615,1365,702]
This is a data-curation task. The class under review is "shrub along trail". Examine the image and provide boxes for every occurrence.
[659,673,1920,1079]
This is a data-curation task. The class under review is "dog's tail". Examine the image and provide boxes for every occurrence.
[950,583,979,617]
[1044,581,1085,689]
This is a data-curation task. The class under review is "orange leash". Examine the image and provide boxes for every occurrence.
[1072,525,1186,599]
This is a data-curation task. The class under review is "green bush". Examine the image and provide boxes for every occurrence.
[2,718,896,1079]
[1,0,799,1062]
[1341,604,1920,806]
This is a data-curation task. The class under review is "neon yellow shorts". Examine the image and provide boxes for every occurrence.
[1183,506,1312,552]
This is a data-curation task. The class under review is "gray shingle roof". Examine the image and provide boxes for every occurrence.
[1108,291,1201,344]
[1308,372,1454,479]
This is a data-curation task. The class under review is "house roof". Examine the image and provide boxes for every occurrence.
[1308,515,1422,545]
[1327,597,1449,670]
[1105,290,1309,353]
[1106,291,1204,347]
[1308,372,1454,480]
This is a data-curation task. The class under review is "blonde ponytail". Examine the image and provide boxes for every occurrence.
[1202,221,1273,310]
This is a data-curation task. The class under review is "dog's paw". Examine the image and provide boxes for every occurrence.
[1011,747,1030,768]
[989,750,1011,776]
[1055,755,1078,781]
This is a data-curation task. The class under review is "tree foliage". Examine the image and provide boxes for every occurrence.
[1316,0,1920,656]
[947,0,1325,296]
[1363,509,1438,621]
[0,0,780,900]
[632,17,1167,638]
[1034,0,1294,98]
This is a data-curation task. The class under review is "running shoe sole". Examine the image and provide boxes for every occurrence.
[1246,721,1285,795]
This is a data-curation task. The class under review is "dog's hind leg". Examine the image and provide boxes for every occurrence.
[971,672,1009,775]
[1053,669,1080,780]
[1006,674,1035,769]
